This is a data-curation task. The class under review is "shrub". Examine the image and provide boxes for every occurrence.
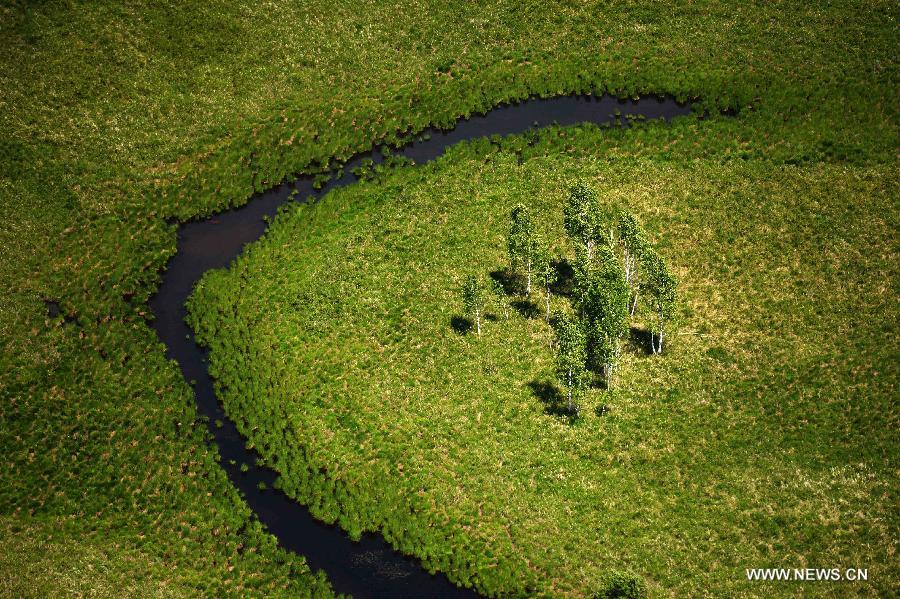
[593,570,647,599]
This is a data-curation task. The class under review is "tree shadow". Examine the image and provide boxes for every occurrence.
[628,326,655,355]
[527,380,577,422]
[549,258,574,296]
[583,350,611,390]
[45,299,61,317]
[511,298,541,319]
[450,315,473,335]
[489,268,522,296]
[586,368,610,390]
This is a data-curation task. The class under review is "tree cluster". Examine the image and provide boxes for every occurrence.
[459,182,677,417]
[556,183,677,414]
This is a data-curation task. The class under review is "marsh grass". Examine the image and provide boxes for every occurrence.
[189,121,898,596]
[2,0,897,595]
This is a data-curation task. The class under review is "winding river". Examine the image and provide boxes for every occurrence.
[149,94,692,598]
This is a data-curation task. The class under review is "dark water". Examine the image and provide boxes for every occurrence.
[148,94,692,598]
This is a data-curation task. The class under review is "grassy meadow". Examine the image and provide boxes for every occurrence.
[188,120,898,596]
[1,0,896,596]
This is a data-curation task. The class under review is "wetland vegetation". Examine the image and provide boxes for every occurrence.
[1,0,897,596]
[188,116,897,596]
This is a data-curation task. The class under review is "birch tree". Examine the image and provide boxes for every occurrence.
[617,210,648,315]
[553,312,587,416]
[571,243,593,318]
[461,274,486,335]
[583,244,630,388]
[641,251,677,354]
[564,183,602,259]
[532,236,556,321]
[508,203,536,294]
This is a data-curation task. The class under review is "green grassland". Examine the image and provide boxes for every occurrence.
[187,120,898,596]
[1,0,897,596]
[0,515,188,598]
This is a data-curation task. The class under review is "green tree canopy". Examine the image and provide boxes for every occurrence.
[564,182,613,259]
[583,244,630,388]
[552,311,588,416]
[532,235,557,321]
[508,203,537,294]
[641,250,677,354]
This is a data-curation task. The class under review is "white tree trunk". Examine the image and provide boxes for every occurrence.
[545,288,551,321]
[659,309,665,353]
[651,309,664,354]
[476,308,481,335]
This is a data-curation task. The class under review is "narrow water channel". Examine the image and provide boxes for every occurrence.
[148,94,693,598]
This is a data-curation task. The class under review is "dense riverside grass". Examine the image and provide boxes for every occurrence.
[1,0,897,595]
[188,118,898,596]
[0,515,194,598]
